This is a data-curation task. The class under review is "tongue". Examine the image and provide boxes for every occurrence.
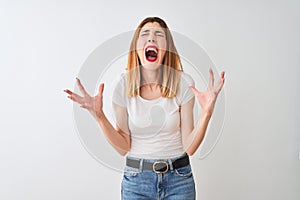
[146,50,157,62]
[146,55,157,62]
[147,51,157,57]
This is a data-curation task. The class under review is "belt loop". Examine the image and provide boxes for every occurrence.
[168,159,174,171]
[139,159,144,172]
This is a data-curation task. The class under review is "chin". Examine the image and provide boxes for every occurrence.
[141,62,162,71]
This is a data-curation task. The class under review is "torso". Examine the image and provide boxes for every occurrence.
[112,71,195,159]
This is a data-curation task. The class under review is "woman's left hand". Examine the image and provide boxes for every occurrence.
[189,68,225,115]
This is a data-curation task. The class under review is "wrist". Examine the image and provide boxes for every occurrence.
[95,110,105,120]
[201,110,213,119]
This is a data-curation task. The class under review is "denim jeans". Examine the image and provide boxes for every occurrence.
[121,154,196,200]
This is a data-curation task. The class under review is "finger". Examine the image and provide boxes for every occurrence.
[76,78,89,96]
[64,89,83,102]
[215,71,225,94]
[66,91,83,104]
[64,89,73,95]
[209,68,214,88]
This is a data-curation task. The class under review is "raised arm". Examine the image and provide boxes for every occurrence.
[64,78,130,156]
[96,102,131,156]
[181,69,225,156]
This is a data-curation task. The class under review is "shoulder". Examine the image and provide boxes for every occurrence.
[179,71,195,87]
[112,73,127,87]
[175,71,195,105]
[116,72,127,82]
[112,73,128,107]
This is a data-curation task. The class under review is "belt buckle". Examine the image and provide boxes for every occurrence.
[153,161,169,174]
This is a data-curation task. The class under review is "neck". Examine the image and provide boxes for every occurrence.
[141,67,162,85]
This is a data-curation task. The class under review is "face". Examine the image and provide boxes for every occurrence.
[136,22,167,70]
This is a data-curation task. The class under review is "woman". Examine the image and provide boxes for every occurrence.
[64,17,225,200]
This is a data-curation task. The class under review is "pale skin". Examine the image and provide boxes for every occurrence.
[64,22,225,156]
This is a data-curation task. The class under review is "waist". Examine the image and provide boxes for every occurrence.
[126,153,190,174]
[128,133,185,159]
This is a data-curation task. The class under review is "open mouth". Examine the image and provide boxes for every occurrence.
[145,46,158,62]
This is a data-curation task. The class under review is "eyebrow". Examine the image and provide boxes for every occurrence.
[140,29,165,35]
[140,29,150,33]
[155,30,164,34]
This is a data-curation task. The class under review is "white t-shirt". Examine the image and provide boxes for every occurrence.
[112,71,195,159]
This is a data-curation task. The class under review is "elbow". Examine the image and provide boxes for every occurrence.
[184,144,195,156]
[116,144,130,156]
[183,141,196,156]
[115,131,131,156]
[119,151,128,156]
[185,149,195,156]
[116,149,129,156]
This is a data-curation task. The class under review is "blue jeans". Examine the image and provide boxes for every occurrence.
[121,154,196,200]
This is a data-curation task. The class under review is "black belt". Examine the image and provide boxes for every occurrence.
[126,153,190,174]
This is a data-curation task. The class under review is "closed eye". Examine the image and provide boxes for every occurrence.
[155,31,165,37]
[140,33,149,37]
[140,29,150,37]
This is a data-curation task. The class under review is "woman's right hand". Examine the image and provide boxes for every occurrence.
[64,78,105,119]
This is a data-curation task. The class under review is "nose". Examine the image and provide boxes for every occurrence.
[147,32,156,43]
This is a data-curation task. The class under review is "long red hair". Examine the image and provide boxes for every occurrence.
[126,17,183,98]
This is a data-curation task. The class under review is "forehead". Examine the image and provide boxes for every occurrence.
[141,22,164,31]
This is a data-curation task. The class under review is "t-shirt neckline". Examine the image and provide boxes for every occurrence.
[137,95,163,102]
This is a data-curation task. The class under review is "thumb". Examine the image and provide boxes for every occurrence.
[189,86,200,95]
[98,83,105,96]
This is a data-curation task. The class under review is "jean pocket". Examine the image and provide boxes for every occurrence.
[174,165,193,177]
[123,166,140,178]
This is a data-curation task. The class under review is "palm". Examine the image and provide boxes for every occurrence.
[190,69,225,115]
[64,78,104,118]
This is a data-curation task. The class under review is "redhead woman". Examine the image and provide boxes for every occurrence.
[64,17,225,200]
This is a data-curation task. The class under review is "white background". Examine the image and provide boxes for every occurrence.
[1,0,299,199]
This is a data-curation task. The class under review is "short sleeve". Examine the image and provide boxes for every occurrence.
[177,72,195,105]
[112,73,127,107]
